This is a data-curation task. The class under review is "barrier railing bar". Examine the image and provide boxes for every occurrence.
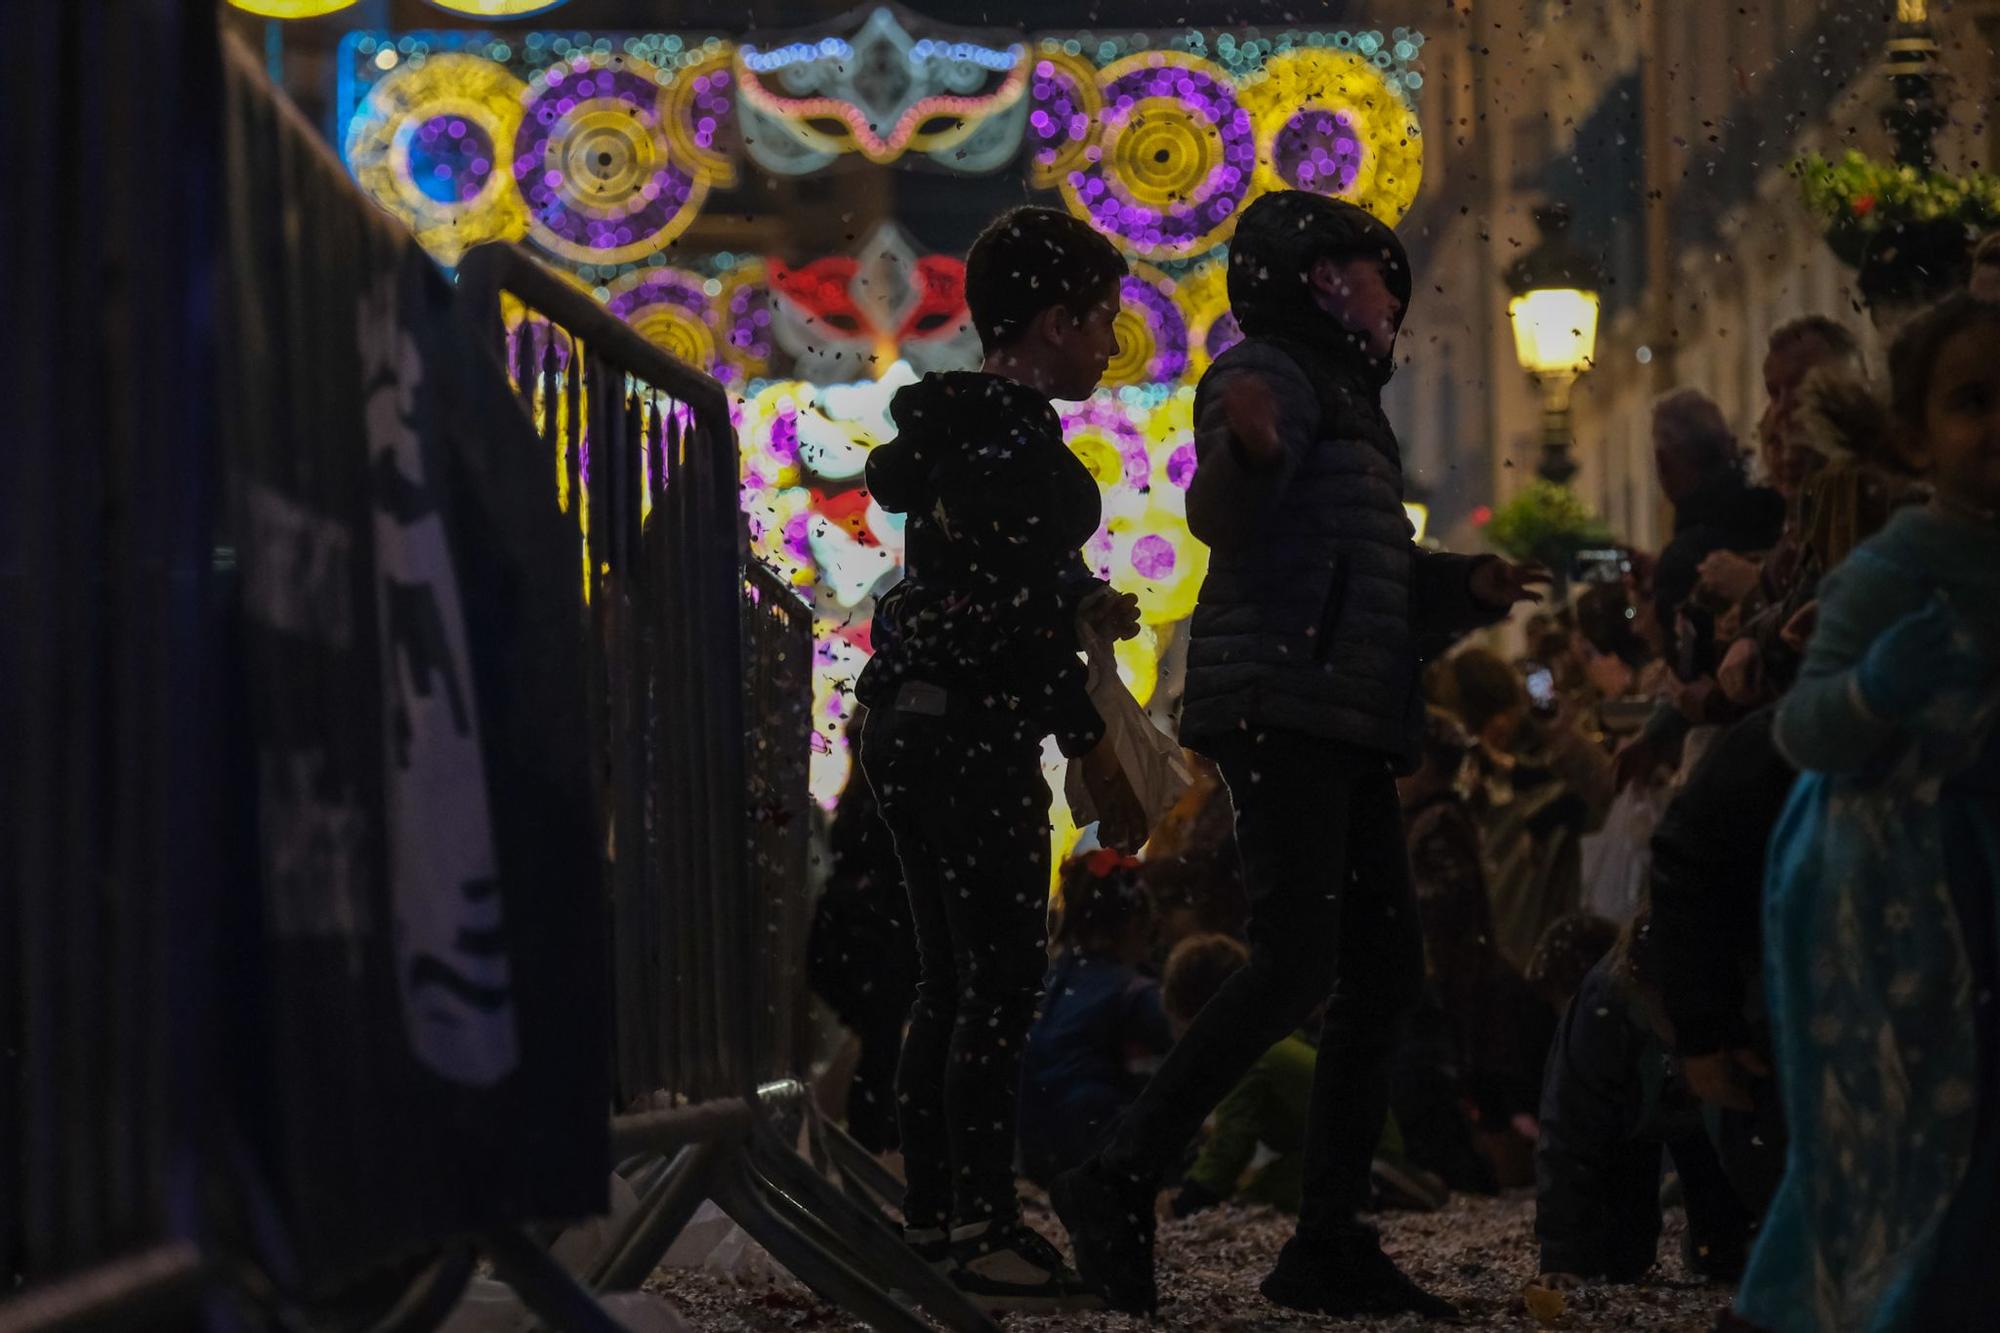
[0,1242,205,1333]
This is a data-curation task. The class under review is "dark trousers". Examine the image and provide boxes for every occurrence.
[860,704,1052,1231]
[1100,729,1425,1238]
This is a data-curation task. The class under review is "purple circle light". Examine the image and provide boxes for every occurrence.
[1131,534,1177,580]
[514,59,698,261]
[1119,275,1190,383]
[408,114,495,204]
[1072,60,1255,257]
[1272,107,1366,195]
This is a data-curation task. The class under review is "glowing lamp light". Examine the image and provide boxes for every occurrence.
[1503,205,1605,487]
[1506,288,1600,378]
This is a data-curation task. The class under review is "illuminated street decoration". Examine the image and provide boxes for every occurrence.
[1026,48,1103,190]
[766,224,978,380]
[736,8,1029,172]
[605,267,717,371]
[423,0,570,15]
[661,47,738,189]
[341,23,1425,283]
[1104,267,1191,389]
[1059,52,1257,262]
[1240,46,1424,224]
[346,54,530,265]
[230,0,358,15]
[513,51,710,265]
[1176,261,1243,378]
[736,374,1209,803]
[333,17,1428,823]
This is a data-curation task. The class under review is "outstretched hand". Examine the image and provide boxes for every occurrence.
[1080,585,1142,642]
[1470,559,1553,611]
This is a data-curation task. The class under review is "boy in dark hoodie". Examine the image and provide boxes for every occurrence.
[854,205,1145,1312]
[1054,191,1546,1319]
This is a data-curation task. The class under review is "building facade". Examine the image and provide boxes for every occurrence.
[1389,0,2000,555]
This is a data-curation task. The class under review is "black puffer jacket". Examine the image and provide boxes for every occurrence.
[855,372,1107,757]
[1179,192,1500,766]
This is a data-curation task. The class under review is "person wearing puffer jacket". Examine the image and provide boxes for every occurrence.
[1053,191,1547,1321]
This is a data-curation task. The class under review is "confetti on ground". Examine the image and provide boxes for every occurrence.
[651,1190,1733,1331]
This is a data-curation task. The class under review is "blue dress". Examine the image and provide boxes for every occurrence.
[1737,506,2000,1332]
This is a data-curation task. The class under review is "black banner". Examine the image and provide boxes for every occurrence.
[219,36,605,1287]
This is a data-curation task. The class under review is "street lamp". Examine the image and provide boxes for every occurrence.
[1505,205,1602,487]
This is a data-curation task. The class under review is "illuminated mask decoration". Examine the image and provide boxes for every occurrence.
[767,225,977,380]
[736,8,1029,173]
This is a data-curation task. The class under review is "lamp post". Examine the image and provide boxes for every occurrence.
[1505,205,1603,488]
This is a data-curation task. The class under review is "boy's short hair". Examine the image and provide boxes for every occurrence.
[964,206,1128,352]
[1524,912,1620,1005]
[1446,648,1526,735]
[1161,932,1250,1026]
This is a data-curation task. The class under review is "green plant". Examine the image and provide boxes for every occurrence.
[1794,150,2000,267]
[1484,480,1613,566]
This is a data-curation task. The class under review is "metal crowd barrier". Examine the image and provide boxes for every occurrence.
[4,10,976,1329]
[455,243,997,1333]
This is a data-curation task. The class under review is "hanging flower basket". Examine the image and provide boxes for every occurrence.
[1794,150,2000,270]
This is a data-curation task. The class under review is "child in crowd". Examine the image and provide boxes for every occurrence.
[855,205,1145,1311]
[1161,933,1315,1216]
[1017,853,1174,1188]
[1162,934,1443,1218]
[1055,191,1545,1320]
[1523,912,1621,1015]
[1535,916,1755,1289]
[1737,293,2000,1330]
[1394,708,1552,1192]
[1439,648,1596,969]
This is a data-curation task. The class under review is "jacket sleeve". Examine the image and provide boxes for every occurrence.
[1184,347,1316,553]
[1771,557,1908,775]
[1411,550,1508,650]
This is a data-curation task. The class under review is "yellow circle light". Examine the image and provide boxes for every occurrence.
[228,1,358,16]
[1104,98,1225,212]
[345,53,530,266]
[1240,48,1424,226]
[422,1,574,16]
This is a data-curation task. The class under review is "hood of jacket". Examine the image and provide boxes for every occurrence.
[1226,191,1412,387]
[865,371,1061,515]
